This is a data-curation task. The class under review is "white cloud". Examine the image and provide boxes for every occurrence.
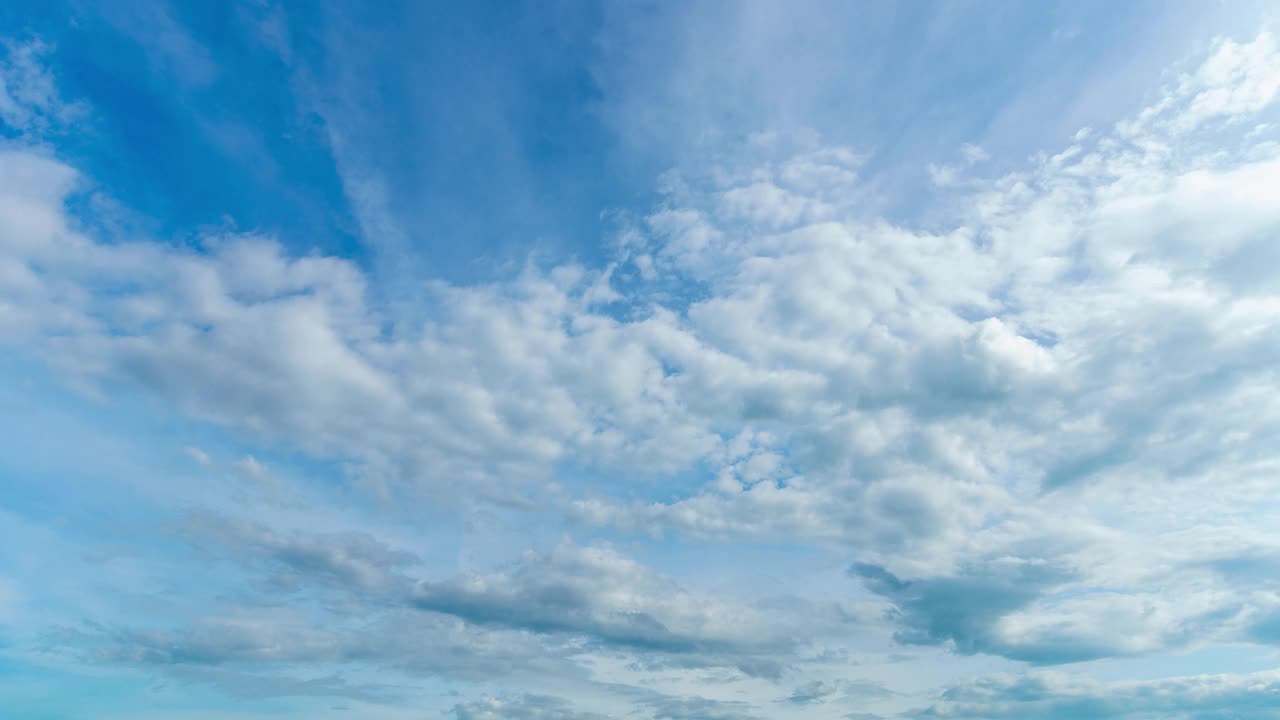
[959,143,990,164]
[0,39,81,134]
[1121,30,1280,136]
[1178,30,1280,130]
[231,455,268,480]
[931,145,991,187]
[183,446,212,466]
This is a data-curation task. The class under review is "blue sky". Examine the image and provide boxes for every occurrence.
[3,1,1280,718]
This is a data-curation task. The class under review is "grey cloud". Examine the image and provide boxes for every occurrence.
[573,470,995,563]
[59,606,583,690]
[68,522,804,690]
[413,581,687,652]
[621,652,788,683]
[642,694,764,720]
[911,669,1280,720]
[186,512,420,594]
[851,560,1111,664]
[787,679,842,704]
[410,543,795,671]
[450,694,609,720]
[787,679,894,705]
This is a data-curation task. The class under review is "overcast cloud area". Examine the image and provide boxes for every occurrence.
[2,2,1280,718]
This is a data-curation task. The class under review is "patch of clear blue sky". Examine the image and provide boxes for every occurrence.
[0,0,620,282]
[0,656,322,720]
[2,0,360,257]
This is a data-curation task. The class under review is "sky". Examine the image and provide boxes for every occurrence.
[2,1,1280,718]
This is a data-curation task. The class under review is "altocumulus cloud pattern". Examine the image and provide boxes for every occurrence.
[3,2,1280,719]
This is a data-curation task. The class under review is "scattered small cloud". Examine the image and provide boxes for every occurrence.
[183,446,212,466]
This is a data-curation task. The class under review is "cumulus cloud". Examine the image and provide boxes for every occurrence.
[9,22,1277,525]
[572,27,1280,669]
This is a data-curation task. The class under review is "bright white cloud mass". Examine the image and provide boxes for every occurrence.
[2,4,1280,719]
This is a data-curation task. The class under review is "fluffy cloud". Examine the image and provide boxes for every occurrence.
[572,29,1280,669]
[1123,31,1280,135]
